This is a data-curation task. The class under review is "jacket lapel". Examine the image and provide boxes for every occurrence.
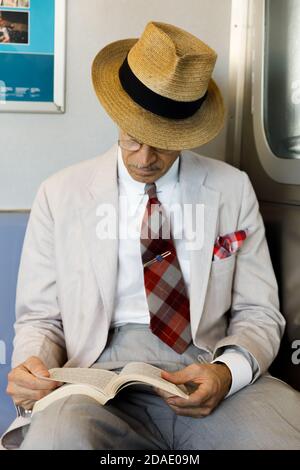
[180,151,220,339]
[79,145,119,324]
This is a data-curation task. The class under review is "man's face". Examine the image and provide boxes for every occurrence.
[119,129,180,183]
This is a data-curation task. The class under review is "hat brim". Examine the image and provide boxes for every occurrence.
[92,38,225,150]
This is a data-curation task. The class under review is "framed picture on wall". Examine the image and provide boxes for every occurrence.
[0,0,66,113]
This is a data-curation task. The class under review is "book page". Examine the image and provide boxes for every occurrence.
[32,383,109,416]
[41,368,117,391]
[116,362,189,399]
[121,362,166,380]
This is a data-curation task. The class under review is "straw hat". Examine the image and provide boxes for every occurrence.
[92,21,225,150]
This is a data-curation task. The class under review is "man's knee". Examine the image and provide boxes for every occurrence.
[20,395,106,450]
[178,376,300,450]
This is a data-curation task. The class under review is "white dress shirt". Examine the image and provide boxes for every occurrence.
[113,147,253,396]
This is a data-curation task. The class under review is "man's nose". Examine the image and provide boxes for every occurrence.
[136,145,157,167]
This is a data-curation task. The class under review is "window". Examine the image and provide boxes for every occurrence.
[252,0,300,183]
[264,0,300,160]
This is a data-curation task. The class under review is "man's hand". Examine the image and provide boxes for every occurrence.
[155,363,232,418]
[6,356,61,410]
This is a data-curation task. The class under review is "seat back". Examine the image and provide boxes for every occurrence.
[0,212,29,436]
[261,203,300,391]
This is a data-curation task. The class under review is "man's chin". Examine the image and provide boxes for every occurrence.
[130,169,160,182]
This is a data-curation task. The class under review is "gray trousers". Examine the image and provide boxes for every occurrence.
[20,324,300,450]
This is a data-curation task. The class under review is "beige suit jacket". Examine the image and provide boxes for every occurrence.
[2,144,285,448]
[12,143,285,372]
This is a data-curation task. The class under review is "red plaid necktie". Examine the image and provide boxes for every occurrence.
[140,182,192,354]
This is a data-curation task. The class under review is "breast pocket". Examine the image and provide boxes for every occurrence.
[203,254,237,319]
[210,253,237,278]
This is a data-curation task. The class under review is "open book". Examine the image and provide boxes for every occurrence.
[32,362,189,415]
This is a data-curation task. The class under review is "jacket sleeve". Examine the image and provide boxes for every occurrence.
[213,171,286,380]
[12,182,66,369]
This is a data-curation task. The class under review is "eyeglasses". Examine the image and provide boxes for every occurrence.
[118,139,177,155]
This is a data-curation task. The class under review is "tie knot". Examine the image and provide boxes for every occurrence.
[144,183,157,200]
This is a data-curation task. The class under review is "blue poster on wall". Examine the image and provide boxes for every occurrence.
[0,0,65,112]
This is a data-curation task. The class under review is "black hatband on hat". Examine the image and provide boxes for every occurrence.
[119,56,208,120]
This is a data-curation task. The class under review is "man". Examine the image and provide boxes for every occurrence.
[2,21,300,450]
[0,17,10,43]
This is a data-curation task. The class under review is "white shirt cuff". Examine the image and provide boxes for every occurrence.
[211,351,253,398]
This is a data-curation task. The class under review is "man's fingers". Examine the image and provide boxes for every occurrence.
[6,356,61,408]
[23,356,50,378]
[154,385,210,409]
[166,386,211,408]
[161,364,202,385]
[158,363,231,416]
[12,368,60,390]
[168,403,213,418]
[8,382,54,403]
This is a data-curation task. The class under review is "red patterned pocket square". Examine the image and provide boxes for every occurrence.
[213,228,249,261]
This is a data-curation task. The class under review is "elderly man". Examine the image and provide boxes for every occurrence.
[2,21,300,450]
